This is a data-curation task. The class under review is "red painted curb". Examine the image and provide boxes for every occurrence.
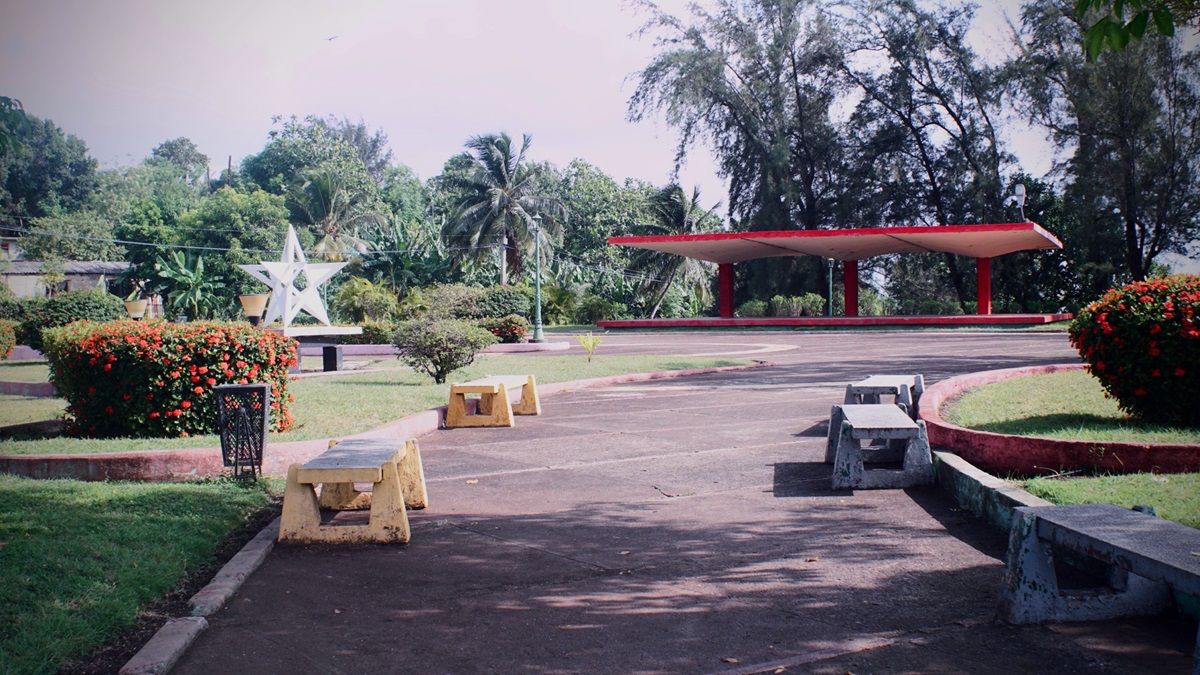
[0,361,772,481]
[921,363,1200,475]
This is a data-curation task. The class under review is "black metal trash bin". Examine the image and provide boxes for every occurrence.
[214,383,270,479]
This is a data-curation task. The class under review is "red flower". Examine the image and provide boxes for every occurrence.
[1176,368,1187,377]
[1150,324,1162,335]
[102,364,112,372]
[149,411,160,418]
[193,386,204,395]
[104,405,113,414]
[1134,388,1147,396]
[181,400,192,409]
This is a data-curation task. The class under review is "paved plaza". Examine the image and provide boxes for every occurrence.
[173,331,1197,674]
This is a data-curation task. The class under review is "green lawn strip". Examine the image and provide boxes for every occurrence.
[0,475,275,674]
[942,369,1200,444]
[0,354,745,455]
[1021,473,1200,529]
[0,395,65,427]
[0,362,51,383]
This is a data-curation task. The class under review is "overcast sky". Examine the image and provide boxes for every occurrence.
[1,0,1051,206]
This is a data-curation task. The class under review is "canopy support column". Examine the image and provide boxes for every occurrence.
[977,257,992,315]
[843,259,859,317]
[718,263,735,318]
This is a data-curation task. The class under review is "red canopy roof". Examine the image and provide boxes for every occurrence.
[609,223,1063,264]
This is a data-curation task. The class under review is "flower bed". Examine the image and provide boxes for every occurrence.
[42,321,298,438]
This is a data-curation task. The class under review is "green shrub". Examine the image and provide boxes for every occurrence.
[0,320,15,360]
[478,285,532,319]
[408,284,486,320]
[42,320,298,438]
[19,289,125,351]
[332,277,399,323]
[574,294,626,324]
[736,299,769,317]
[1068,275,1200,427]
[480,314,529,344]
[541,285,578,325]
[0,285,23,321]
[391,318,497,384]
[337,320,399,345]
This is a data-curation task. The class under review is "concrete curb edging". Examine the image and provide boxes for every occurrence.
[0,380,56,396]
[932,451,1052,532]
[117,617,207,675]
[921,363,1200,475]
[188,519,281,617]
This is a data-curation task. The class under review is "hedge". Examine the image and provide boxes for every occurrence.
[19,289,126,351]
[42,320,299,438]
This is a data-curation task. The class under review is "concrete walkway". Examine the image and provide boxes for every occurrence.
[172,331,1197,673]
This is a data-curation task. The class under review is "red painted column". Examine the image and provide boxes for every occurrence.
[977,257,992,315]
[718,263,735,318]
[843,259,858,317]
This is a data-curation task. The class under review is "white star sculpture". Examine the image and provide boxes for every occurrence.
[239,225,347,327]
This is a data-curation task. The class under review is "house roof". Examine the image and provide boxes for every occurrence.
[608,222,1063,265]
[2,261,130,275]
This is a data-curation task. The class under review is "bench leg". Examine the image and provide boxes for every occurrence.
[484,384,515,427]
[446,391,470,428]
[831,425,863,490]
[318,481,372,510]
[900,421,934,486]
[279,463,323,543]
[398,438,428,509]
[366,458,411,543]
[825,405,846,464]
[512,375,541,415]
[998,509,1172,624]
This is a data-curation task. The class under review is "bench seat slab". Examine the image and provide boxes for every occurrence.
[844,374,924,419]
[826,404,934,490]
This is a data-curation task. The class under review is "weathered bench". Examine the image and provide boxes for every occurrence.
[446,375,541,428]
[824,403,933,489]
[999,504,1200,672]
[844,374,924,419]
[278,438,428,544]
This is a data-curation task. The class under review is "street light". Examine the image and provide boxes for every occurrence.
[531,214,545,343]
[826,258,835,317]
[238,293,270,327]
[124,298,148,320]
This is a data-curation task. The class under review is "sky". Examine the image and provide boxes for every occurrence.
[1,0,1196,269]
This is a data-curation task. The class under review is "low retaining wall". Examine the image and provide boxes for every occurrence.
[921,363,1200,475]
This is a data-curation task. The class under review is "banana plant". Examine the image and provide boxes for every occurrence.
[153,250,226,320]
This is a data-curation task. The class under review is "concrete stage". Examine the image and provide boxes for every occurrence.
[598,313,1072,329]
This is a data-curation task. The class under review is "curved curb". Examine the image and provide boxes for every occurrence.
[921,363,1200,475]
[0,380,56,396]
[0,361,773,481]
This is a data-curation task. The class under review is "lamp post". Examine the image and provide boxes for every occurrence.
[531,214,545,343]
[124,298,148,320]
[238,293,270,327]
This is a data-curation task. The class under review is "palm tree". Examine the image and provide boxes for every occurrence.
[288,168,387,262]
[441,133,564,284]
[628,185,721,318]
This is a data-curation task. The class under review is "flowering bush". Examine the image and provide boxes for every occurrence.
[480,314,529,344]
[42,320,299,438]
[1068,275,1200,427]
[0,320,16,360]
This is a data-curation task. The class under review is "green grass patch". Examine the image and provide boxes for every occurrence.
[1021,473,1200,529]
[0,475,275,674]
[943,369,1200,444]
[0,354,745,455]
[0,361,51,382]
[0,395,65,427]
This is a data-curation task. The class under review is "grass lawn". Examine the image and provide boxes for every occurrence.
[0,394,64,427]
[1021,473,1200,529]
[942,369,1200,444]
[0,361,52,382]
[0,475,276,674]
[0,354,745,455]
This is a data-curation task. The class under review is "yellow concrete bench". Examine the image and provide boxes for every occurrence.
[445,375,541,428]
[278,438,428,544]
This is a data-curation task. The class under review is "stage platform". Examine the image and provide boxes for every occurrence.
[597,313,1072,330]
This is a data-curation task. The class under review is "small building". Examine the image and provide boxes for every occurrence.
[1,260,130,298]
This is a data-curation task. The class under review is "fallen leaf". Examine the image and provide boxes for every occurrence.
[721,657,739,664]
[466,479,479,485]
[620,551,632,555]
[773,668,787,674]
[805,557,818,562]
[334,609,342,614]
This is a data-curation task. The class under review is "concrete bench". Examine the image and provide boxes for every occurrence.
[446,375,541,428]
[824,404,933,489]
[279,438,428,544]
[844,374,924,419]
[999,504,1200,671]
